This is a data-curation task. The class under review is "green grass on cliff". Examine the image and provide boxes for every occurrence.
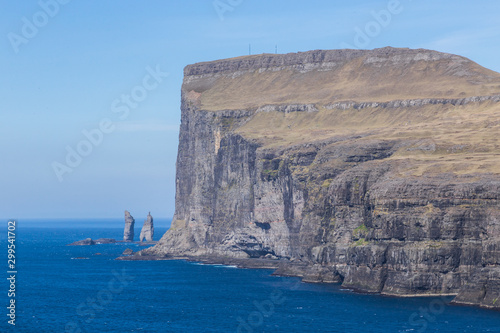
[235,101,500,176]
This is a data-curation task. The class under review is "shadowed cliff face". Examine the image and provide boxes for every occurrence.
[146,47,500,310]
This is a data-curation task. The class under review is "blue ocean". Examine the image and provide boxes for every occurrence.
[1,219,499,332]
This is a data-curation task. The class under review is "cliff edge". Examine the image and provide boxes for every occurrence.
[144,47,500,310]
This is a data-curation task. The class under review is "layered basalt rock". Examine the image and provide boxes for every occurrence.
[143,47,500,310]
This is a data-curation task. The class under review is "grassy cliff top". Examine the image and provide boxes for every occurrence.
[182,47,500,175]
[235,100,500,175]
[183,47,500,111]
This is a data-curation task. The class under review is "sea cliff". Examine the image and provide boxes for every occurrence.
[142,47,500,309]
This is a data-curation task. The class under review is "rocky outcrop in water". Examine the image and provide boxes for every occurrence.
[68,238,95,246]
[123,210,135,242]
[139,212,154,242]
[122,248,134,255]
[143,47,500,310]
[95,238,116,244]
[68,238,117,246]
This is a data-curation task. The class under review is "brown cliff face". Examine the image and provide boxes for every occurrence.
[145,47,500,310]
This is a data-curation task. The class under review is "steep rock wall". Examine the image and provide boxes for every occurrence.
[145,48,500,310]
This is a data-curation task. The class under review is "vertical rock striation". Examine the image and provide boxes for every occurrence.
[139,212,154,242]
[123,210,135,242]
[144,47,500,310]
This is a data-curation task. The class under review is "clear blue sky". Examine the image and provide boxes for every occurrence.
[1,0,499,219]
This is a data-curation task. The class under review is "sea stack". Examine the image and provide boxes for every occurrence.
[139,212,154,242]
[123,210,135,242]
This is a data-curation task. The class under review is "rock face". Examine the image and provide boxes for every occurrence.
[139,212,154,242]
[123,210,135,242]
[145,47,500,310]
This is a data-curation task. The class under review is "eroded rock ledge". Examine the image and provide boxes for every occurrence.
[184,47,465,77]
[325,94,500,110]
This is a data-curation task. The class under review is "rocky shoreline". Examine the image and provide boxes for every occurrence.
[116,253,280,268]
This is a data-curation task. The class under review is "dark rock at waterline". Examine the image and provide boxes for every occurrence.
[95,238,116,244]
[122,248,134,255]
[68,238,95,246]
[68,238,118,246]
